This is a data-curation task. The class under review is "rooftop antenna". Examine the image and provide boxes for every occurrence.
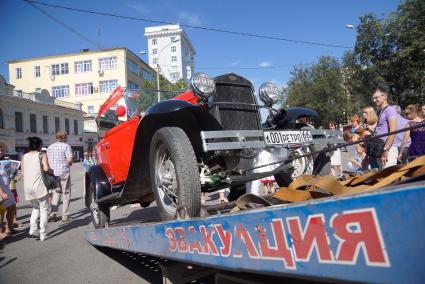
[97,27,102,50]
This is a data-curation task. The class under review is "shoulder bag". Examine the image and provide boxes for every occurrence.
[39,153,59,190]
[364,106,387,158]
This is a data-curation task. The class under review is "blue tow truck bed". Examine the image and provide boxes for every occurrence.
[85,179,425,283]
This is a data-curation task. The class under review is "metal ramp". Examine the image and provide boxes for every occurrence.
[85,181,425,283]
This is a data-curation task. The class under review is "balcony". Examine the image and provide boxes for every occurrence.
[9,90,82,111]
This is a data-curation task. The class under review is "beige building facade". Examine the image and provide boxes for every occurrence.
[0,75,85,160]
[8,48,156,116]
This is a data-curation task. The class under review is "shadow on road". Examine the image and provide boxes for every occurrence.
[0,256,18,269]
[111,207,162,226]
[48,208,92,239]
[96,247,163,283]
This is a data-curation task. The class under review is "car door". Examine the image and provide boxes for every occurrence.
[103,117,139,184]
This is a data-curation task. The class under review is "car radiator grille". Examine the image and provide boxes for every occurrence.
[211,84,261,130]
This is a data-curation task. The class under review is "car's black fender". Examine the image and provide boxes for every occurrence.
[84,165,112,207]
[123,99,222,195]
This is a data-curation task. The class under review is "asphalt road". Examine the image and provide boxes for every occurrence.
[0,149,353,284]
[0,163,165,284]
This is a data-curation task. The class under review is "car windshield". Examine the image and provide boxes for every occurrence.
[124,89,155,118]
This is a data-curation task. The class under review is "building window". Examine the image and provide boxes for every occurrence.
[171,56,177,62]
[52,85,69,98]
[127,80,139,89]
[186,66,192,80]
[30,113,37,133]
[43,115,48,134]
[99,57,117,70]
[171,46,176,52]
[141,69,152,81]
[74,120,78,135]
[172,66,178,71]
[60,63,69,74]
[51,63,69,75]
[153,58,158,65]
[75,60,92,73]
[87,106,94,114]
[16,68,22,79]
[152,48,157,55]
[55,117,60,133]
[65,118,70,135]
[127,59,138,74]
[15,112,23,132]
[0,109,3,129]
[75,82,94,96]
[34,66,40,77]
[152,39,157,45]
[170,72,179,81]
[99,80,118,93]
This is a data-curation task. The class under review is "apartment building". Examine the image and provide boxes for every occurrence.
[144,24,196,83]
[0,75,85,159]
[8,48,156,116]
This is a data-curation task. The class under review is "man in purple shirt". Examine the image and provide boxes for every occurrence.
[393,105,411,163]
[373,85,398,168]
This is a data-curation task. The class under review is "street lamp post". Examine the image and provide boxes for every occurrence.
[156,63,160,103]
[140,39,180,103]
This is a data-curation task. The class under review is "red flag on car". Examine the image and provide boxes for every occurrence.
[96,85,123,118]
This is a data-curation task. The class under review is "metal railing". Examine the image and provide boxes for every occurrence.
[6,90,82,110]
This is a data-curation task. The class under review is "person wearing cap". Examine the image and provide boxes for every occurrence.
[47,131,73,222]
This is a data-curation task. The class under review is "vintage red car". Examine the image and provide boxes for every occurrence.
[85,73,326,228]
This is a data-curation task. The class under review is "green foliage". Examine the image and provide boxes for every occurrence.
[345,0,425,107]
[134,77,188,112]
[285,56,349,126]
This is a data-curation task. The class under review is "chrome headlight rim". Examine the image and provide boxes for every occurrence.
[190,72,215,99]
[259,82,280,107]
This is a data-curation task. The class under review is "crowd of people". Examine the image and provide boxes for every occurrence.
[1,84,425,243]
[0,131,74,242]
[341,85,425,174]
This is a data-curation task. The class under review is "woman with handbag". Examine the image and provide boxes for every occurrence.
[21,137,50,241]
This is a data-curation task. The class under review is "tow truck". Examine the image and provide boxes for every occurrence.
[85,73,424,283]
[85,176,425,283]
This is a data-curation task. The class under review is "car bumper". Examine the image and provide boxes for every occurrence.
[200,130,265,151]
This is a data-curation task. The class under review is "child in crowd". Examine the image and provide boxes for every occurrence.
[347,143,370,173]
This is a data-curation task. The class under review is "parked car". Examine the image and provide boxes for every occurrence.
[85,73,330,228]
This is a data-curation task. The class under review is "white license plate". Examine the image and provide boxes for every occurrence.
[264,130,313,145]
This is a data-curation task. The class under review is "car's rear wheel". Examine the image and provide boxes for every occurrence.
[149,127,201,220]
[89,183,110,229]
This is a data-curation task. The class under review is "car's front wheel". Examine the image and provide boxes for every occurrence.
[149,127,201,220]
[89,183,110,229]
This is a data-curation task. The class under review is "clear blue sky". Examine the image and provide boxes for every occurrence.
[0,0,402,90]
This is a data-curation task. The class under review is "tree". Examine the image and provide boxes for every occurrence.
[135,77,188,112]
[285,56,349,126]
[346,0,425,107]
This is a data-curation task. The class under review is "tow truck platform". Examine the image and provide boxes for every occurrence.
[85,179,425,283]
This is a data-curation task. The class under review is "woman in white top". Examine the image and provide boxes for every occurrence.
[22,137,49,241]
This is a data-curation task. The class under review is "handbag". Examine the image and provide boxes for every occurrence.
[364,106,387,158]
[364,136,386,158]
[39,153,59,190]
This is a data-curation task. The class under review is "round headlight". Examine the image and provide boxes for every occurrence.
[259,82,280,107]
[190,73,215,99]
